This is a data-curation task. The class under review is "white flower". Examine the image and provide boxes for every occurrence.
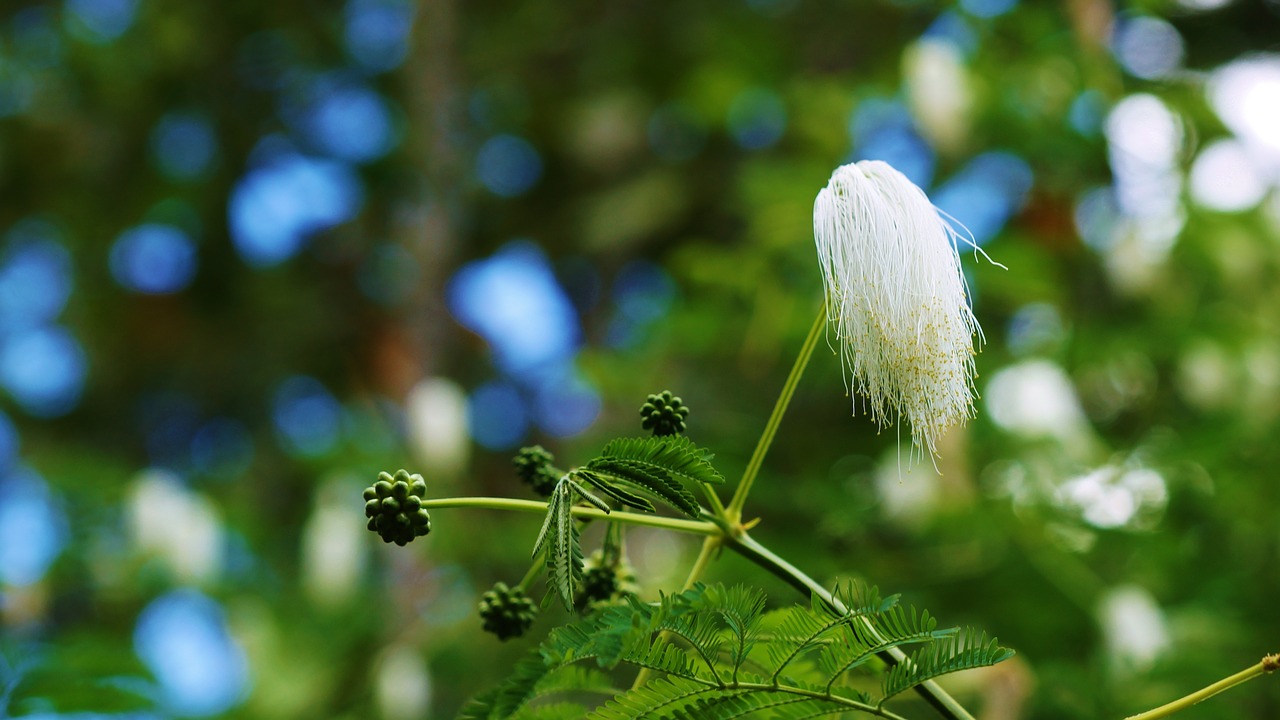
[814,160,996,460]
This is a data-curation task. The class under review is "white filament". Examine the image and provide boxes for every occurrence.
[814,160,991,461]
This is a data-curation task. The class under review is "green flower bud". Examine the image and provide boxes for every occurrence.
[478,582,538,641]
[363,469,431,546]
[575,551,638,612]
[512,445,559,498]
[640,390,689,437]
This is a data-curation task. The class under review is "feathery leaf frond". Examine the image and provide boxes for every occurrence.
[533,480,586,610]
[584,460,701,517]
[579,436,723,518]
[509,702,590,720]
[598,436,724,485]
[880,628,1015,701]
[461,583,1013,719]
[573,469,656,512]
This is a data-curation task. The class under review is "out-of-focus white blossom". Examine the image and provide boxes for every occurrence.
[814,160,995,460]
[127,469,223,584]
[1100,585,1170,672]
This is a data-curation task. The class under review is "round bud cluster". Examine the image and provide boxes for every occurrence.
[513,445,559,498]
[479,582,538,641]
[363,470,431,546]
[640,391,689,436]
[575,552,638,612]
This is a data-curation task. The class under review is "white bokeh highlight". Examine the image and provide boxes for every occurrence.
[985,360,1091,451]
[127,469,223,584]
[1099,585,1170,671]
[1189,138,1269,212]
[405,377,470,480]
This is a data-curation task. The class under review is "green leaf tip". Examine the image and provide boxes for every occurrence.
[534,479,586,612]
[880,628,1015,701]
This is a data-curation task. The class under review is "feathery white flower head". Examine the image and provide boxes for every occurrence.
[814,160,993,460]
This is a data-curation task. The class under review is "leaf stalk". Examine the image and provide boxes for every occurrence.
[1124,654,1278,720]
[418,497,720,536]
[725,302,828,521]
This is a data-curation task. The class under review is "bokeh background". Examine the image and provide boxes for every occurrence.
[1,0,1279,717]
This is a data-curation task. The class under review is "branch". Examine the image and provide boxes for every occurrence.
[725,531,979,720]
[419,496,721,536]
[1125,654,1279,720]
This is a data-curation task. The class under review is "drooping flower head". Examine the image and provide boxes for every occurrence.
[814,160,993,460]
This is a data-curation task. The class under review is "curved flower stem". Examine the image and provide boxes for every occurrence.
[1124,654,1279,720]
[633,305,825,690]
[725,531,978,720]
[726,303,827,521]
[419,497,720,536]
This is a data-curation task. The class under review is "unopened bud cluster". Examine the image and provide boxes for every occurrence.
[576,551,638,611]
[363,470,431,546]
[479,582,538,641]
[513,445,559,497]
[640,391,689,436]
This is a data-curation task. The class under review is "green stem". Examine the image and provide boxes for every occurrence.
[726,303,827,519]
[515,548,545,593]
[1124,654,1278,720]
[419,497,719,536]
[728,681,913,720]
[702,482,727,517]
[681,536,722,591]
[725,531,978,720]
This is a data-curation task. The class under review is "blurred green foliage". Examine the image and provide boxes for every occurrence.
[1,0,1280,718]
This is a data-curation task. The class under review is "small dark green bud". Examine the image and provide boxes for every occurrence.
[575,551,638,612]
[363,469,431,546]
[512,445,559,498]
[478,582,538,641]
[640,390,689,436]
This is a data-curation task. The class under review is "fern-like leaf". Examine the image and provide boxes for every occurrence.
[457,651,552,720]
[762,605,851,683]
[585,460,701,517]
[534,482,585,610]
[533,477,617,610]
[462,583,1014,720]
[580,436,723,518]
[829,582,898,618]
[584,675,726,720]
[618,633,707,682]
[762,582,895,684]
[509,702,590,720]
[819,605,952,690]
[880,628,1015,701]
[533,665,619,699]
[573,469,656,512]
[645,588,731,683]
[696,584,768,681]
[597,435,724,485]
[563,475,611,513]
[541,597,651,668]
[587,674,854,720]
[464,604,649,719]
[531,479,560,561]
